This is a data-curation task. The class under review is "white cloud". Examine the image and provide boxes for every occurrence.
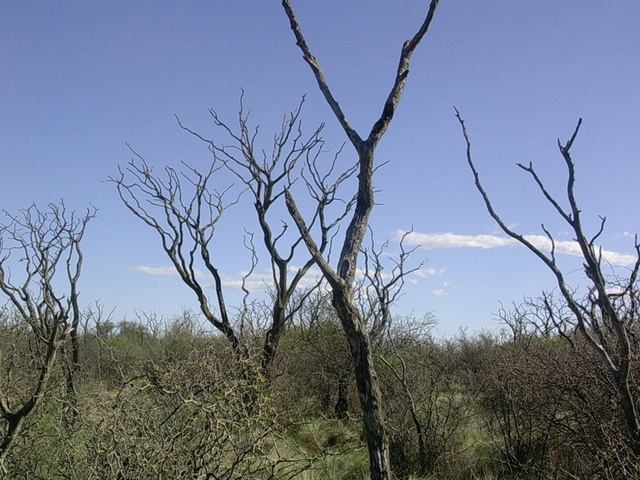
[130,265,324,292]
[131,256,444,294]
[400,232,514,250]
[413,267,446,278]
[131,265,182,276]
[431,281,452,297]
[397,231,637,267]
[220,268,323,292]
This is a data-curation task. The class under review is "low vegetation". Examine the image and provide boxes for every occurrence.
[1,302,638,479]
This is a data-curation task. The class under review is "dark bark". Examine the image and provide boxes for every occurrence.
[332,287,389,477]
[335,373,350,420]
[281,3,439,478]
[111,157,248,358]
[176,98,342,374]
[0,202,93,473]
[286,190,392,478]
[456,111,640,457]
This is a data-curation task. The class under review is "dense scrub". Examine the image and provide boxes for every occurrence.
[0,306,638,479]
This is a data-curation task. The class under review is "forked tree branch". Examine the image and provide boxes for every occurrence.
[110,152,244,352]
[283,1,438,289]
[455,109,615,363]
[457,109,640,450]
[280,5,439,477]
[281,0,439,151]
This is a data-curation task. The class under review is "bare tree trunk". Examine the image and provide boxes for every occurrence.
[614,354,640,454]
[286,190,391,479]
[0,332,61,473]
[0,416,23,475]
[332,288,390,478]
[281,3,439,477]
[335,373,350,420]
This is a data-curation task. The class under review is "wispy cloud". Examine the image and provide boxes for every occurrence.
[221,269,323,292]
[131,265,187,276]
[414,267,446,277]
[398,231,637,266]
[131,260,441,291]
[409,267,446,284]
[432,281,451,297]
[130,265,324,292]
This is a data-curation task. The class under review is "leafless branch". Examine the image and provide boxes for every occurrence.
[109,149,244,352]
[0,201,94,472]
[176,98,349,372]
[361,228,425,341]
[457,110,640,454]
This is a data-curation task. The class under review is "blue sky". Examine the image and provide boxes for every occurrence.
[1,1,639,335]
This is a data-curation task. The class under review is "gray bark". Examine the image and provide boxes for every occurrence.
[281,2,439,478]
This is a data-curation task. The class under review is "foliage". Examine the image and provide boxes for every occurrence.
[2,306,640,479]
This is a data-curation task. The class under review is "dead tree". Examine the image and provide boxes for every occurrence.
[111,156,248,356]
[177,95,355,373]
[112,98,354,373]
[363,232,436,474]
[281,2,440,478]
[0,202,94,474]
[456,112,640,457]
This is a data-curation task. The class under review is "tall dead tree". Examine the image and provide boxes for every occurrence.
[456,112,640,459]
[112,156,248,356]
[281,2,440,478]
[112,98,355,373]
[177,95,356,372]
[0,202,94,474]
